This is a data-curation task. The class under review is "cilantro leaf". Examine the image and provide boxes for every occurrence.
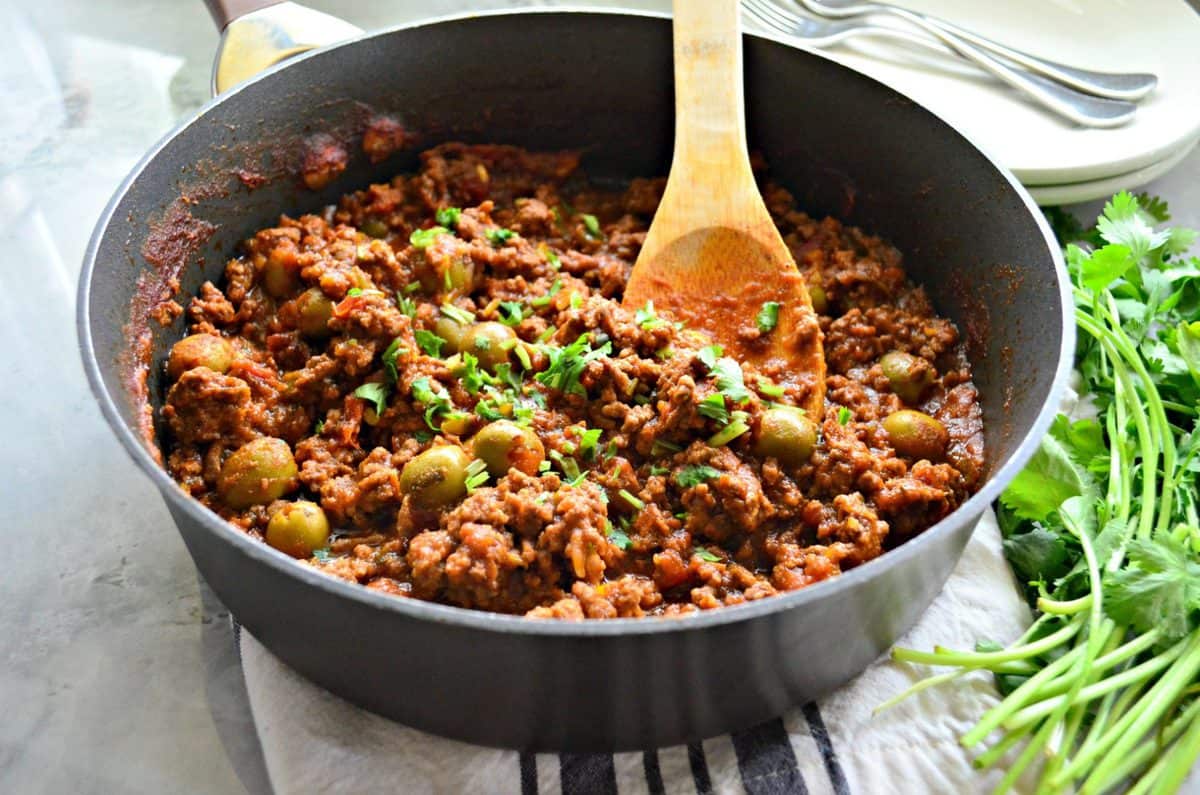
[693,547,722,563]
[581,213,603,239]
[605,520,632,550]
[464,458,489,494]
[414,329,445,358]
[1104,536,1200,640]
[1002,525,1074,584]
[435,207,461,228]
[697,344,724,369]
[440,303,475,326]
[635,300,669,330]
[353,381,389,415]
[710,358,752,404]
[531,279,562,308]
[397,294,418,318]
[410,377,453,430]
[756,301,781,333]
[498,301,526,326]
[485,228,514,247]
[382,338,406,382]
[410,226,451,248]
[757,378,785,399]
[675,464,721,488]
[1000,433,1097,522]
[698,393,730,425]
[837,406,852,425]
[535,333,610,396]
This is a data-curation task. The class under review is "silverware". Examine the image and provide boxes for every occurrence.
[744,0,1137,128]
[796,0,1157,101]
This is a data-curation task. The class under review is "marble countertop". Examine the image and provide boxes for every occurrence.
[2,1,1198,792]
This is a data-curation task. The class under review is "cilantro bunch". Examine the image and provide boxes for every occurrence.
[886,193,1200,793]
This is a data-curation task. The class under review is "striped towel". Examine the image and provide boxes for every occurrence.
[238,509,1033,794]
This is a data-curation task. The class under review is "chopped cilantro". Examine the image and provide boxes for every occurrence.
[410,377,453,430]
[397,294,417,318]
[485,228,515,247]
[709,358,752,405]
[440,303,475,325]
[837,406,852,425]
[539,244,562,270]
[603,439,619,460]
[531,279,563,308]
[605,520,632,550]
[473,335,491,352]
[537,459,552,473]
[312,548,334,563]
[512,341,533,371]
[581,213,603,239]
[565,471,589,488]
[570,293,583,309]
[455,352,498,395]
[536,325,557,343]
[413,430,434,443]
[498,301,527,326]
[635,300,669,330]
[756,301,781,333]
[314,418,326,435]
[353,381,389,414]
[757,377,786,399]
[346,287,364,297]
[649,465,670,477]
[464,458,489,494]
[675,465,721,488]
[576,427,603,460]
[697,344,724,369]
[435,207,461,228]
[617,489,644,511]
[707,411,750,447]
[535,333,611,396]
[410,226,451,248]
[382,338,406,382]
[693,547,722,563]
[414,329,446,358]
[548,449,581,481]
[698,393,730,425]
[651,439,682,456]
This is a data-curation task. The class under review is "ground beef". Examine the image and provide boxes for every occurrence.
[161,143,985,619]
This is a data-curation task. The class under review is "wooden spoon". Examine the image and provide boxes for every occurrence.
[623,0,825,418]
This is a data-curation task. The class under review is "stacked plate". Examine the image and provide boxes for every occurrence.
[782,0,1200,205]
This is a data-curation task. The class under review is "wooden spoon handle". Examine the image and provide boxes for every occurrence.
[667,0,760,224]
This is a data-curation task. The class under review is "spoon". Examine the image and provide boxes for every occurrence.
[624,0,825,418]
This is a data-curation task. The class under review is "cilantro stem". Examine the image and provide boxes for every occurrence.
[972,721,1033,769]
[1035,593,1091,615]
[894,618,1082,668]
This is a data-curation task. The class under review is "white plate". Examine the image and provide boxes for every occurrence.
[1027,135,1198,205]
[801,0,1200,185]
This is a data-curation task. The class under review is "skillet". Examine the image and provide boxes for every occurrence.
[77,4,1073,750]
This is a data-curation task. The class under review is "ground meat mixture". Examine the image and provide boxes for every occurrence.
[161,143,985,619]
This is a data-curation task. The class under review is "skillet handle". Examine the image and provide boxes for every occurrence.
[208,1,364,95]
[203,0,283,30]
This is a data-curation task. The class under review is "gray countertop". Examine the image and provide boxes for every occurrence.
[1,1,1197,792]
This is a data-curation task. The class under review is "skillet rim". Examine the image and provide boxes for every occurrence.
[76,6,1075,639]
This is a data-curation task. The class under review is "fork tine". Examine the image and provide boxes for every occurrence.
[742,1,784,32]
[746,0,805,31]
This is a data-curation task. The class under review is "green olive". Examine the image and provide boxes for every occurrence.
[261,247,299,297]
[443,257,475,295]
[754,406,818,466]
[266,501,330,558]
[295,287,334,338]
[360,218,390,239]
[435,316,470,355]
[465,322,516,370]
[808,284,828,314]
[471,421,546,477]
[399,445,471,508]
[167,334,234,379]
[218,437,299,509]
[880,351,936,404]
[884,409,948,460]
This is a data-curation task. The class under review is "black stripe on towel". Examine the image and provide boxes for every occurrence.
[687,742,713,795]
[560,753,617,795]
[643,750,665,795]
[519,753,537,795]
[731,718,807,795]
[801,703,850,795]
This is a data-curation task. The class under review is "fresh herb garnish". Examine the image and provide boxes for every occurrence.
[605,520,632,551]
[649,464,670,477]
[531,279,563,308]
[581,213,603,239]
[346,287,364,297]
[635,300,669,330]
[539,245,562,270]
[440,303,475,326]
[410,377,453,430]
[757,377,786,399]
[576,427,603,460]
[353,381,389,415]
[312,548,334,563]
[498,301,526,326]
[756,301,781,333]
[837,406,852,425]
[535,333,610,396]
[698,393,732,426]
[697,344,724,369]
[675,464,721,488]
[707,411,750,447]
[410,226,451,248]
[435,207,461,228]
[548,449,581,481]
[485,227,514,247]
[382,338,406,382]
[455,352,498,395]
[693,547,722,563]
[414,329,445,358]
[397,294,417,318]
[314,418,326,435]
[464,458,489,494]
[617,489,644,512]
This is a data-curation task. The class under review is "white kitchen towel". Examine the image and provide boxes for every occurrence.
[239,508,1035,795]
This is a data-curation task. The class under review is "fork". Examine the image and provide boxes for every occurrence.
[743,0,1137,128]
[795,0,1157,101]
